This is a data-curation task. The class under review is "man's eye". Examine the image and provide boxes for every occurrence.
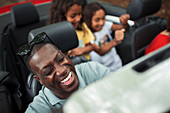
[57,54,64,63]
[42,66,53,76]
[58,56,64,63]
[59,57,64,63]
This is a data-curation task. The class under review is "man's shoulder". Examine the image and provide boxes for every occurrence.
[75,61,110,74]
[25,87,56,113]
[75,61,101,68]
[75,61,110,85]
[25,90,49,113]
[75,61,99,76]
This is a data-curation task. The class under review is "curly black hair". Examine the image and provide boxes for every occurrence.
[47,0,84,25]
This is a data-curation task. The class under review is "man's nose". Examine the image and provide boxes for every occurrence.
[54,64,67,76]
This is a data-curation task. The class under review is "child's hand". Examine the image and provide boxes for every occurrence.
[119,14,130,26]
[68,48,83,57]
[114,29,125,45]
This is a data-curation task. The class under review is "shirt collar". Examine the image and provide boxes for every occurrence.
[44,87,65,106]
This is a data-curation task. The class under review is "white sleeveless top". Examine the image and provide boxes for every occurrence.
[90,21,122,72]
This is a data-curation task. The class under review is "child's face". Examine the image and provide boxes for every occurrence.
[66,4,82,29]
[91,9,105,32]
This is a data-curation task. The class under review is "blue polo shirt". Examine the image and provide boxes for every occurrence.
[25,61,110,113]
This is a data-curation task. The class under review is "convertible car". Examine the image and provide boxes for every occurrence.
[0,0,169,113]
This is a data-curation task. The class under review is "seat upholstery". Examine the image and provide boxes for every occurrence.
[11,2,39,28]
[8,2,47,83]
[26,21,79,103]
[116,0,163,65]
[1,2,47,110]
[28,21,78,53]
[0,85,13,113]
[0,70,21,113]
[26,73,41,103]
[117,22,162,64]
[11,2,46,50]
[127,0,162,20]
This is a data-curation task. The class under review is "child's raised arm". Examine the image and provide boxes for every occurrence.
[111,14,130,30]
[93,29,125,56]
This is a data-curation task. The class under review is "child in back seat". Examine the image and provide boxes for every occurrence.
[83,2,130,71]
[47,0,94,61]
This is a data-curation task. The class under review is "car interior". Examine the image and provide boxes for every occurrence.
[0,0,168,112]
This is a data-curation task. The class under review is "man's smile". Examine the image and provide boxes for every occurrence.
[60,71,74,86]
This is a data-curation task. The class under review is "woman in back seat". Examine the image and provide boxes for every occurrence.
[145,14,170,54]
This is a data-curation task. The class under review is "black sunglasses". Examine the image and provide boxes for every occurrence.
[17,32,47,56]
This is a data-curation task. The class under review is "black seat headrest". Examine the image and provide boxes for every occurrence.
[11,2,39,27]
[127,0,162,20]
[26,72,41,102]
[28,21,78,53]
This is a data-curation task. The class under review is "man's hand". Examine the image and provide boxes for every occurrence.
[114,29,125,45]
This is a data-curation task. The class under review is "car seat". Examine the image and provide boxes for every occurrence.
[26,21,79,104]
[1,2,48,111]
[9,2,46,50]
[10,2,47,51]
[0,70,22,113]
[0,85,13,113]
[8,2,46,84]
[28,21,78,53]
[116,0,164,65]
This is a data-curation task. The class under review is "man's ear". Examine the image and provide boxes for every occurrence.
[33,75,43,85]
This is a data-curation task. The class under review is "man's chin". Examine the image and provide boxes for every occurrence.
[63,84,79,94]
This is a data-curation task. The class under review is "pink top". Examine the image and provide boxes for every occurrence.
[145,33,170,54]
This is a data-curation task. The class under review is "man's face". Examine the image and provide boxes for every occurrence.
[66,4,82,29]
[29,44,79,98]
[91,9,106,32]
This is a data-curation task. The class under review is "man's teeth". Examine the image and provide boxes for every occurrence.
[61,72,71,83]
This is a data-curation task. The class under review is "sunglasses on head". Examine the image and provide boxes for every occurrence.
[17,32,48,56]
